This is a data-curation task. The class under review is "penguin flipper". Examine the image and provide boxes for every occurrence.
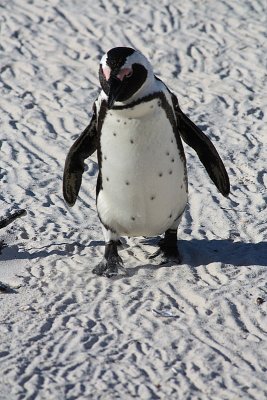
[63,105,98,206]
[172,94,230,197]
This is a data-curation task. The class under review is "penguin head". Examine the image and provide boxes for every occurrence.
[99,47,154,108]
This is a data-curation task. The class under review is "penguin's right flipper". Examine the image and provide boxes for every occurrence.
[63,104,98,206]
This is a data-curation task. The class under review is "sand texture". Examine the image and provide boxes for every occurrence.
[0,0,266,399]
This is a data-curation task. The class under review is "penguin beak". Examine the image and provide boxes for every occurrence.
[107,75,123,109]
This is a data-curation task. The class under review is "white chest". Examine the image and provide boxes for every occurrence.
[96,97,188,236]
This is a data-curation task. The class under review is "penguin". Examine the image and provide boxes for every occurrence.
[63,47,230,277]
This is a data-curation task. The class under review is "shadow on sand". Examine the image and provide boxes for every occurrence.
[179,239,267,267]
[0,241,86,262]
[0,239,266,268]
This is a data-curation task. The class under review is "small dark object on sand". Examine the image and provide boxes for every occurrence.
[0,209,27,230]
[256,297,264,305]
[0,282,10,292]
[0,282,17,293]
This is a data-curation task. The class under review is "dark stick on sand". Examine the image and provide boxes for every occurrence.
[0,209,27,229]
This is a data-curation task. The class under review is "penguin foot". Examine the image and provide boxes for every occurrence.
[149,244,181,264]
[149,229,181,264]
[92,240,124,277]
[92,255,124,277]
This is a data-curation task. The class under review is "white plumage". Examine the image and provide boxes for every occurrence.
[96,85,187,237]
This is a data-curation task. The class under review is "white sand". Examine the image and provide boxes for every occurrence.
[0,0,266,399]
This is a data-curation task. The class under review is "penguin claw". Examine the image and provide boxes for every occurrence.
[92,256,124,277]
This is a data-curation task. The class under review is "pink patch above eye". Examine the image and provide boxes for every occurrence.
[103,66,132,81]
[116,68,133,80]
[103,67,111,81]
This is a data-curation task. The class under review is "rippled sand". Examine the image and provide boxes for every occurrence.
[0,1,266,399]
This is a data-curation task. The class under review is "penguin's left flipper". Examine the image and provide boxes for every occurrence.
[63,104,98,207]
[172,94,230,197]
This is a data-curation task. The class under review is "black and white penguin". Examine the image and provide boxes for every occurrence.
[63,47,230,277]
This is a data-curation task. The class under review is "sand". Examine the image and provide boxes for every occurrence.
[0,0,266,399]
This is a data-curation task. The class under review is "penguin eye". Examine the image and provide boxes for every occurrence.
[116,68,133,81]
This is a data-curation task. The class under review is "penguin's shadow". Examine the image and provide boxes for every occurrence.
[0,239,266,270]
[0,241,86,261]
[179,239,267,267]
[108,239,267,279]
[128,238,267,273]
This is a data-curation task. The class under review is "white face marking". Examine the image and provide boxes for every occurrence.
[100,53,108,67]
[122,51,151,70]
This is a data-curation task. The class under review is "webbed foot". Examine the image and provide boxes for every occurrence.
[149,229,181,264]
[92,255,124,277]
[92,240,124,277]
